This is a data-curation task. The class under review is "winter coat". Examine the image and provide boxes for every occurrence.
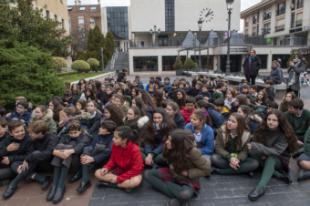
[103,141,144,183]
[57,133,90,154]
[7,111,31,125]
[174,112,185,129]
[243,55,261,77]
[215,126,251,161]
[180,107,194,124]
[25,133,58,163]
[85,134,113,164]
[168,147,211,180]
[80,111,101,136]
[0,135,32,163]
[287,62,306,92]
[249,128,288,158]
[284,109,310,141]
[185,123,214,155]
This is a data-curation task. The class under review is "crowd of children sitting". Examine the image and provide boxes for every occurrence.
[0,74,310,206]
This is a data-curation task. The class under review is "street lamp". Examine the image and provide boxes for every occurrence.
[150,25,161,46]
[226,0,234,73]
[197,19,203,69]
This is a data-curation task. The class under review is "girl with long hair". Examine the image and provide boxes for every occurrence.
[103,104,124,126]
[211,113,259,175]
[279,91,296,113]
[247,109,299,201]
[165,101,185,129]
[144,129,210,206]
[141,108,175,167]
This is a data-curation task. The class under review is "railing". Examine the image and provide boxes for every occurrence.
[275,25,285,32]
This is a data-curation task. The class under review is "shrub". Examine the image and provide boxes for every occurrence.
[72,60,90,73]
[52,57,67,72]
[0,41,64,109]
[87,58,100,71]
[183,57,198,70]
[173,56,183,70]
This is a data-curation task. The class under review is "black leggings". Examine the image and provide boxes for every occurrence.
[144,169,194,201]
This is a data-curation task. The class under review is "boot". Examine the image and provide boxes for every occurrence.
[46,167,61,201]
[46,185,57,201]
[76,181,91,194]
[2,172,26,200]
[52,186,66,204]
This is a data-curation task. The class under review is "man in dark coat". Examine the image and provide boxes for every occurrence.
[243,50,261,85]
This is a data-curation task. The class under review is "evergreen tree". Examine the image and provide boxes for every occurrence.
[103,32,115,66]
[86,26,105,65]
[0,0,71,56]
[0,41,64,109]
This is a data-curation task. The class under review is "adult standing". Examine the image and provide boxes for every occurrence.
[243,50,261,85]
[287,55,306,97]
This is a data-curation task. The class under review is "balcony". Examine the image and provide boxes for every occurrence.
[275,25,285,32]
[243,35,307,47]
[263,13,271,21]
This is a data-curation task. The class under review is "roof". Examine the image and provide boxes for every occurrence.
[181,31,200,49]
[240,0,277,18]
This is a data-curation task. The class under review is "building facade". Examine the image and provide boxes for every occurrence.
[32,0,70,34]
[68,2,102,53]
[128,0,242,75]
[102,6,129,52]
[241,0,310,70]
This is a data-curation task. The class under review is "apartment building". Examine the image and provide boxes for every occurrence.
[32,0,70,34]
[241,0,310,69]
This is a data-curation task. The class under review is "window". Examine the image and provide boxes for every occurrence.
[165,0,175,32]
[89,18,95,29]
[90,6,97,11]
[78,16,84,25]
[68,6,73,11]
[263,10,271,20]
[263,23,271,34]
[46,10,50,19]
[61,19,65,30]
[133,56,158,72]
[276,2,286,16]
[297,0,304,9]
[292,0,304,10]
[79,6,85,11]
[275,25,285,32]
[252,16,257,24]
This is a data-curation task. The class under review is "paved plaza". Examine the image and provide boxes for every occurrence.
[0,75,309,206]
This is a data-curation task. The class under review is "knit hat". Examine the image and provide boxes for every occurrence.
[101,120,117,133]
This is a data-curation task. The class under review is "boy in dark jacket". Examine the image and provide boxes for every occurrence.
[0,118,14,182]
[1,121,32,199]
[2,120,58,199]
[76,120,116,193]
[47,121,89,204]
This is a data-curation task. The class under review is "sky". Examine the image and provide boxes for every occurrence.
[67,0,262,31]
[67,0,261,10]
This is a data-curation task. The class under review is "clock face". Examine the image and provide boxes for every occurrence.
[198,8,215,25]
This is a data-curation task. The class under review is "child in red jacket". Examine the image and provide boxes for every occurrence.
[180,96,196,124]
[95,126,143,190]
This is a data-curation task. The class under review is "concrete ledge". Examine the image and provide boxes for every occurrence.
[70,72,116,85]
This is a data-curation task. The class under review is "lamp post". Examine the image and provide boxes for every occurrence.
[150,25,161,46]
[197,19,203,69]
[226,0,234,73]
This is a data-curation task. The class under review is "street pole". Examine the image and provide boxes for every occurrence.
[226,2,232,73]
[101,47,104,70]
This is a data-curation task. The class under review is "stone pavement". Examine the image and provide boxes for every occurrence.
[90,174,310,206]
